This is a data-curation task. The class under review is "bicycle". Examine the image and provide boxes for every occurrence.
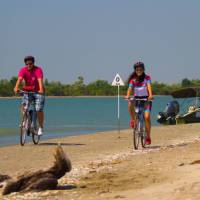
[19,90,41,146]
[126,97,151,150]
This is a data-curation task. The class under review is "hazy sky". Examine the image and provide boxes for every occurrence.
[1,0,200,84]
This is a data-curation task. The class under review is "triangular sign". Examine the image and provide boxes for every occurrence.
[112,73,125,86]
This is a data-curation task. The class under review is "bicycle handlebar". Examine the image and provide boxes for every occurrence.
[18,90,37,95]
[124,97,153,101]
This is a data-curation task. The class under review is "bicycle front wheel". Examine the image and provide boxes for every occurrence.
[30,110,40,145]
[133,119,140,150]
[32,124,40,145]
[141,133,146,148]
[32,132,40,145]
[20,113,28,146]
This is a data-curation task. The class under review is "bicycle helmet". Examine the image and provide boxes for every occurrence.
[24,55,35,64]
[133,61,145,70]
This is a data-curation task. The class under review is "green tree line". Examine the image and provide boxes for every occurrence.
[0,76,200,97]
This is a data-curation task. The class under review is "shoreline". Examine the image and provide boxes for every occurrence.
[0,127,124,148]
[0,94,167,99]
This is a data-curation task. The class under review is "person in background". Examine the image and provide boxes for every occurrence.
[125,61,153,145]
[14,56,45,135]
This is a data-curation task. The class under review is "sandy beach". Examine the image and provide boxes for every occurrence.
[0,124,200,200]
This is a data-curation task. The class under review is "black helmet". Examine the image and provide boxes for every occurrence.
[24,55,35,64]
[133,61,145,70]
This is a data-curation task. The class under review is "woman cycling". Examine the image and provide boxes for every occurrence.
[125,61,153,145]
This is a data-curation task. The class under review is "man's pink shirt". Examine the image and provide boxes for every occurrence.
[18,66,43,92]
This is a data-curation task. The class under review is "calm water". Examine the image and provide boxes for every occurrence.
[0,95,193,147]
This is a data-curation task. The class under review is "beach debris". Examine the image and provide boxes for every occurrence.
[0,174,11,188]
[190,160,200,165]
[2,145,72,195]
[114,195,126,199]
[0,174,11,183]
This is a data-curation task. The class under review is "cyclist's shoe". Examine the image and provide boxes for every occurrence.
[129,119,135,128]
[38,127,44,136]
[145,138,151,145]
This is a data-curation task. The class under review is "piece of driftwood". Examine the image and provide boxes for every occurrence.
[0,174,11,188]
[0,174,11,183]
[2,145,72,195]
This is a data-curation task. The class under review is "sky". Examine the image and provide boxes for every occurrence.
[1,0,200,84]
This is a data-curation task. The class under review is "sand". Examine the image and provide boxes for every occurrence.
[0,123,200,200]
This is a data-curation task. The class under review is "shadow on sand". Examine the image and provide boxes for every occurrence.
[145,145,161,150]
[145,142,188,150]
[57,184,77,190]
[39,142,86,146]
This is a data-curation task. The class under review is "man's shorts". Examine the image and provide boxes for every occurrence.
[22,93,45,112]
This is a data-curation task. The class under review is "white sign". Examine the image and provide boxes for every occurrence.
[112,73,125,86]
[111,73,124,138]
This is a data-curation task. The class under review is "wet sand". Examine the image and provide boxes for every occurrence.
[0,123,200,200]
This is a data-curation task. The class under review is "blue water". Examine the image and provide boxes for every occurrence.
[0,95,193,147]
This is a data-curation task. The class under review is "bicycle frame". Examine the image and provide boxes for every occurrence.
[19,90,40,145]
[134,100,146,137]
[21,91,37,132]
[128,97,149,149]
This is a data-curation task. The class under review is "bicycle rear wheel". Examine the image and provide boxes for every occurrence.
[20,113,28,146]
[133,119,140,150]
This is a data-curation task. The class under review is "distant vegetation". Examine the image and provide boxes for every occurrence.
[0,76,200,97]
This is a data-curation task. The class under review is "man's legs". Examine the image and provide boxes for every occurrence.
[35,93,45,135]
[37,111,44,128]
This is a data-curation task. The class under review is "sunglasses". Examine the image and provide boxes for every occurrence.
[26,62,34,65]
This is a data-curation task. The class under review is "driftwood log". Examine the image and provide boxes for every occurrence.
[2,145,72,195]
[0,174,11,188]
[0,174,11,183]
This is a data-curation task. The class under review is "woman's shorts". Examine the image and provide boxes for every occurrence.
[130,100,152,113]
[143,101,152,113]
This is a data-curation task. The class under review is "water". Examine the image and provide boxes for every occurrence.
[0,95,193,147]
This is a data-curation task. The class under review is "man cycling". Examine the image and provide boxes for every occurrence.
[125,61,153,145]
[14,56,45,136]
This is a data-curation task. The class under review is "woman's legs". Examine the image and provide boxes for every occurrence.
[128,101,135,127]
[128,101,135,119]
[144,111,151,139]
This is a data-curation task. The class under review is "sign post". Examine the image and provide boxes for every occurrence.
[112,73,125,138]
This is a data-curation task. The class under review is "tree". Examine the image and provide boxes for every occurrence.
[71,76,85,95]
[181,78,192,87]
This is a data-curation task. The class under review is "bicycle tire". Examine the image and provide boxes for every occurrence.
[32,134,40,145]
[32,123,40,145]
[20,113,28,146]
[140,119,146,148]
[141,133,146,148]
[133,118,140,150]
[32,133,40,145]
